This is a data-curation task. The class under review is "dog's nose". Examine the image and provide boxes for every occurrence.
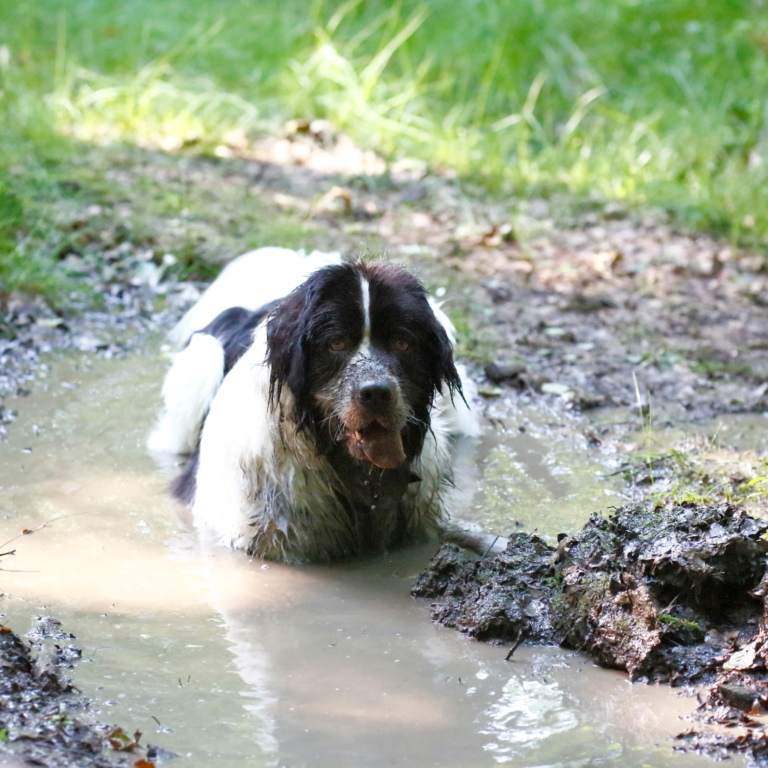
[356,381,398,411]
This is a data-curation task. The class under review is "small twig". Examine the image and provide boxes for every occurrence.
[481,535,500,559]
[86,646,107,661]
[151,715,162,726]
[659,594,680,616]
[0,550,16,557]
[504,629,526,661]
[0,524,46,551]
[0,511,89,551]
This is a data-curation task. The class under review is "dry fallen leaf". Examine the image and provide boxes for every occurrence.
[108,727,142,751]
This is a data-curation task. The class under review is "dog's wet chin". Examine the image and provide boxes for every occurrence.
[346,423,406,469]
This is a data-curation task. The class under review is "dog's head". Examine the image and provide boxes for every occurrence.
[266,262,462,469]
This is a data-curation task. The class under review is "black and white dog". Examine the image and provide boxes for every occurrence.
[149,248,480,562]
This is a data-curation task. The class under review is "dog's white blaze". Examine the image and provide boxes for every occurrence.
[358,275,371,354]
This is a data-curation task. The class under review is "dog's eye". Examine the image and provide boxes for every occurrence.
[329,339,347,351]
[393,339,411,352]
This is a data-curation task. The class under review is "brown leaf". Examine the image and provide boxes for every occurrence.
[319,186,352,215]
[107,727,141,751]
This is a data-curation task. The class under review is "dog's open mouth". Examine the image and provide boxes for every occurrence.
[347,422,406,469]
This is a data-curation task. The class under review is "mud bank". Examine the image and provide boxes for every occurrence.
[415,502,768,763]
[0,273,195,441]
[0,617,174,767]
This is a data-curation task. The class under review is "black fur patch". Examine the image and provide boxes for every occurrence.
[199,300,280,374]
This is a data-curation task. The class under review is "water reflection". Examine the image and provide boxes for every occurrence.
[482,677,579,756]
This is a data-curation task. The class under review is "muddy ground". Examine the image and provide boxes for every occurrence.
[4,122,767,429]
[0,617,175,767]
[1,124,768,764]
[414,502,768,765]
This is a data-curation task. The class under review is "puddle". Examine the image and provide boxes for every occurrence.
[452,396,626,539]
[0,345,717,767]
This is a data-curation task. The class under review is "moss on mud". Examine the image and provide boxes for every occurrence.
[415,502,768,683]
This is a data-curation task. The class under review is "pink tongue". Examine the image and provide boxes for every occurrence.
[360,429,406,469]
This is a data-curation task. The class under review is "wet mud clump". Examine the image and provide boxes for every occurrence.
[414,503,768,763]
[0,617,173,767]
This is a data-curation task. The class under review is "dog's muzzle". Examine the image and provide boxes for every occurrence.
[345,378,406,470]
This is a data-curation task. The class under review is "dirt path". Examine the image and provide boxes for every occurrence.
[7,123,766,425]
[267,126,768,422]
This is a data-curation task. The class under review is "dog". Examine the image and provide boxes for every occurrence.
[149,248,481,562]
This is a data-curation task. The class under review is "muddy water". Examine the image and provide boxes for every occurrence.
[0,347,715,767]
[453,398,626,539]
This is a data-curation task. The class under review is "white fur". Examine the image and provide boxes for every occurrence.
[427,301,481,438]
[437,363,481,438]
[169,247,342,347]
[360,275,371,352]
[147,333,226,454]
[193,325,277,550]
[428,299,456,345]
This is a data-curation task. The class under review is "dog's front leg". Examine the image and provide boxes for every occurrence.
[438,521,509,557]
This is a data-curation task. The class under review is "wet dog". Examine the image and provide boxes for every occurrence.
[149,249,480,562]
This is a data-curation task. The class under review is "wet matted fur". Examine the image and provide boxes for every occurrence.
[150,256,478,562]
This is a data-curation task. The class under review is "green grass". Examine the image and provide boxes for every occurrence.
[2,0,768,302]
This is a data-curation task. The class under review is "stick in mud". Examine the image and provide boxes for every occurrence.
[504,630,525,661]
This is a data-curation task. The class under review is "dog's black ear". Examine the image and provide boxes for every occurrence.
[265,276,318,430]
[426,314,464,406]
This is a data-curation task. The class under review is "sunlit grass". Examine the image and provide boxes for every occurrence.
[2,0,768,305]
[50,22,263,151]
[283,3,768,245]
[53,64,261,151]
